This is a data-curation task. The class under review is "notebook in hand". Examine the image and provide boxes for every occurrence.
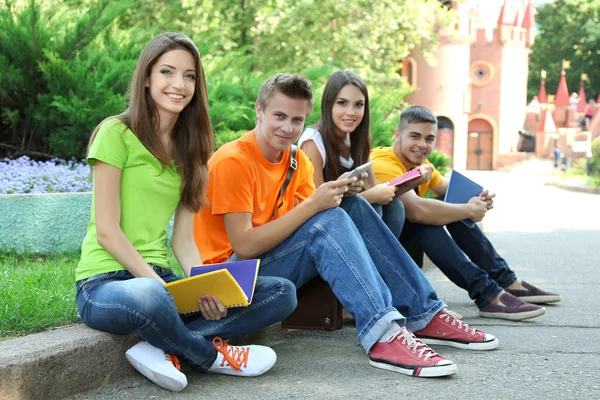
[165,259,260,315]
[443,170,484,228]
[387,168,422,187]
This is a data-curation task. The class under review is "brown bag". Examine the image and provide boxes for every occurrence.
[281,276,343,331]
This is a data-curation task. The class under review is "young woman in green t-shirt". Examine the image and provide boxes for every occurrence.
[75,32,296,392]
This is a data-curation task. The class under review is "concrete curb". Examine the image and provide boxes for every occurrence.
[544,181,600,194]
[0,322,291,400]
[0,325,139,400]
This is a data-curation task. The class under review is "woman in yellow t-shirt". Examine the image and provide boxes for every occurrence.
[75,33,294,392]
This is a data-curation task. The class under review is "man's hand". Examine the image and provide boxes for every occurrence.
[467,196,488,222]
[416,164,433,185]
[198,296,228,321]
[308,178,353,212]
[479,189,496,211]
[338,171,367,197]
[368,183,397,205]
[393,164,434,197]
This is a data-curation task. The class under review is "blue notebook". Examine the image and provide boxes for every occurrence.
[443,170,483,228]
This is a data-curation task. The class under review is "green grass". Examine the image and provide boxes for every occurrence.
[0,250,185,339]
[0,252,81,338]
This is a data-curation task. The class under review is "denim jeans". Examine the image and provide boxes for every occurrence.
[75,265,296,370]
[231,196,444,353]
[400,220,517,308]
[372,198,405,239]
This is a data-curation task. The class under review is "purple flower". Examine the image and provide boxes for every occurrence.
[0,156,93,194]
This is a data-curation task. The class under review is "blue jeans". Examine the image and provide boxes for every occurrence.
[232,196,444,353]
[75,265,296,370]
[400,220,517,308]
[372,198,405,239]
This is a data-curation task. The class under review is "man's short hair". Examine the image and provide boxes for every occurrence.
[398,105,438,132]
[256,73,314,112]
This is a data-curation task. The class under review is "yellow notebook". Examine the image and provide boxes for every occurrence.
[166,259,260,315]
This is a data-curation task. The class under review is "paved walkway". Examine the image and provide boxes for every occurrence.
[61,159,600,400]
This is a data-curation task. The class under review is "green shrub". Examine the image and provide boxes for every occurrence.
[0,0,137,158]
[589,138,600,187]
[428,148,453,177]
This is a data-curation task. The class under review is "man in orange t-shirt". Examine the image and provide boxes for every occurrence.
[194,74,501,378]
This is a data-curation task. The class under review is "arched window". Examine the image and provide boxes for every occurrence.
[400,58,417,88]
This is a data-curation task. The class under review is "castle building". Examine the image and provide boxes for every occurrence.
[401,0,535,170]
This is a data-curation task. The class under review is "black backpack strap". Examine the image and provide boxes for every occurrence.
[273,145,298,218]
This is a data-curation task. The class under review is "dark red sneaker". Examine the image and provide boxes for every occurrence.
[505,281,561,304]
[368,328,457,378]
[479,292,546,321]
[414,309,499,350]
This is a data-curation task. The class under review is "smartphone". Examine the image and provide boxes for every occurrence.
[346,161,374,179]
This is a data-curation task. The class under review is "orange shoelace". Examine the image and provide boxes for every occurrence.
[212,337,250,371]
[166,354,181,371]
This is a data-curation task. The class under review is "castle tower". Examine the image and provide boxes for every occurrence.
[401,0,475,170]
[402,0,536,170]
[468,0,535,170]
[552,70,577,128]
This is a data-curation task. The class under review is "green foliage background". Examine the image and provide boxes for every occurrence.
[0,0,454,158]
[528,0,600,102]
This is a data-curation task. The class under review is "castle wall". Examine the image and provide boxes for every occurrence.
[405,39,472,170]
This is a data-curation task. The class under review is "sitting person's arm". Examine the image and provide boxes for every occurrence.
[224,178,353,260]
[400,176,488,226]
[172,203,204,278]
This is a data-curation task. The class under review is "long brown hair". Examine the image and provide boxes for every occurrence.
[88,32,214,213]
[315,71,371,182]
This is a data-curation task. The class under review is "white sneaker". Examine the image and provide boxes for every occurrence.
[125,341,187,392]
[207,337,277,377]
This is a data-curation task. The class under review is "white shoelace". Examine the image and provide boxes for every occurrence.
[389,328,438,361]
[440,308,477,335]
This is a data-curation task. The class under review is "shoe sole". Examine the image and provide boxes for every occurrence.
[513,295,561,304]
[479,306,546,321]
[369,360,457,378]
[418,337,499,351]
[125,352,187,392]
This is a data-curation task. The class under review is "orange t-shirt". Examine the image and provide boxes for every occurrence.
[194,130,316,264]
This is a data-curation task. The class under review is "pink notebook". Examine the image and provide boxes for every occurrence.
[387,168,422,187]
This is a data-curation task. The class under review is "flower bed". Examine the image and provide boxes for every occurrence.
[0,157,92,253]
[0,156,92,194]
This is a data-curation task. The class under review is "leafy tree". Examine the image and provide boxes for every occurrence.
[528,0,600,101]
[0,0,136,158]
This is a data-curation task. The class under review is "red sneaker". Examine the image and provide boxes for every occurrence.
[414,309,499,351]
[368,327,457,378]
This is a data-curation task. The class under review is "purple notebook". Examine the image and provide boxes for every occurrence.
[190,259,260,303]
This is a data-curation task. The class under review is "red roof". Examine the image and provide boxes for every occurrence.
[555,71,570,106]
[538,80,547,104]
[521,0,535,29]
[497,0,507,25]
[577,80,588,113]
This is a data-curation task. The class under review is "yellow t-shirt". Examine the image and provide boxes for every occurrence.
[370,146,442,198]
[194,130,315,264]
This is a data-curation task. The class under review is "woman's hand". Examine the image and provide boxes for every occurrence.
[338,171,367,197]
[198,296,228,320]
[365,183,397,205]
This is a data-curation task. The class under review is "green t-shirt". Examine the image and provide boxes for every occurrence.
[76,119,181,281]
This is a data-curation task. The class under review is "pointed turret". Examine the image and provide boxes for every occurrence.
[538,80,547,105]
[521,0,535,29]
[497,0,507,26]
[555,71,570,106]
[577,80,587,113]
